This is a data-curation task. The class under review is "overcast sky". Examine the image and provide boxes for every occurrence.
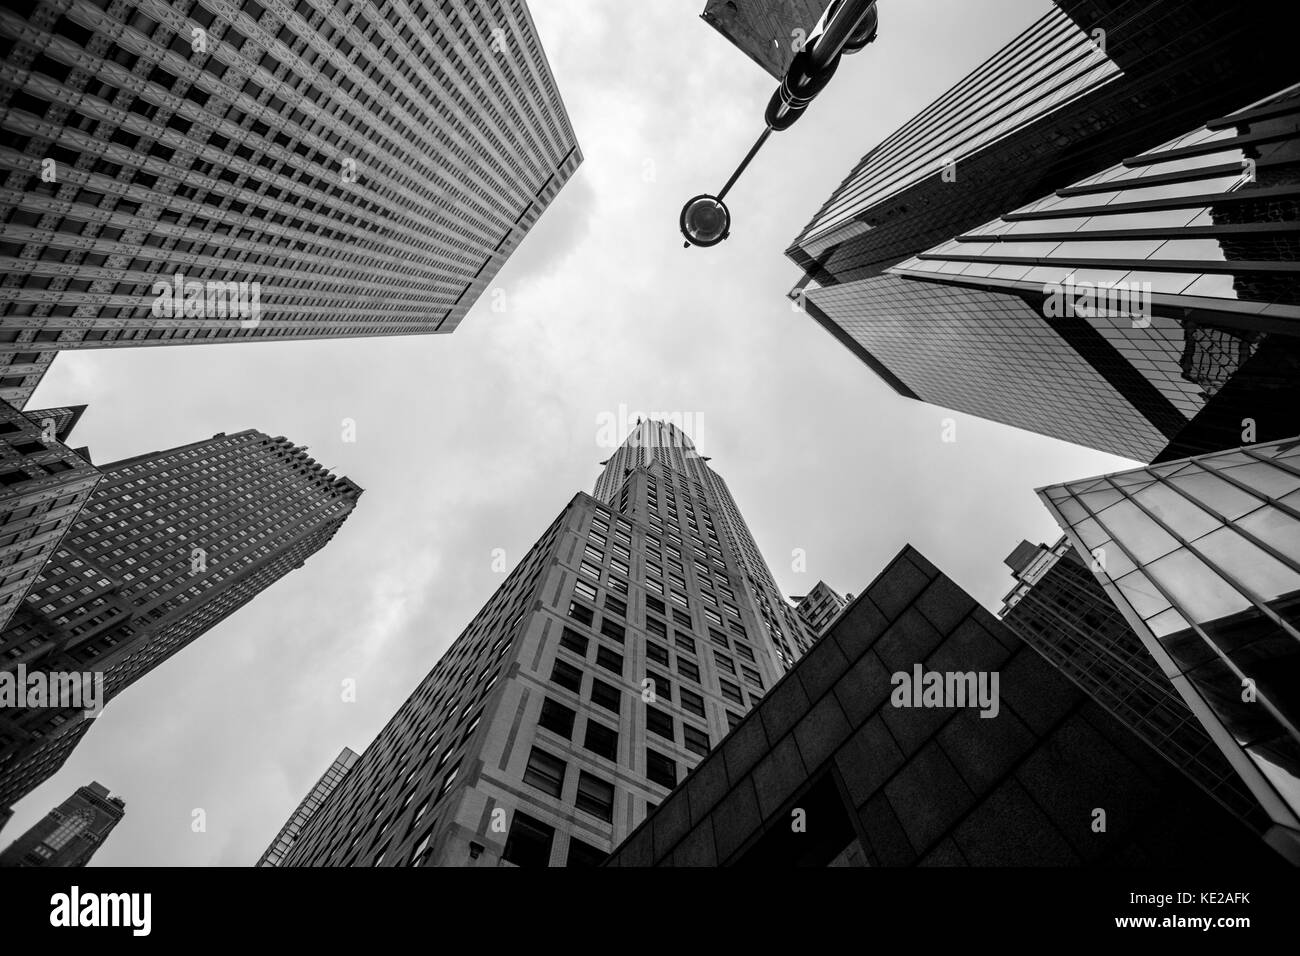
[8,0,1137,865]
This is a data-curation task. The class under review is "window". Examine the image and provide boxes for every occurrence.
[741,664,764,689]
[645,595,665,616]
[735,643,756,663]
[502,812,554,867]
[645,641,669,666]
[675,633,696,655]
[538,698,576,739]
[584,720,618,761]
[679,688,706,719]
[600,618,625,643]
[590,678,620,714]
[709,628,729,649]
[559,626,588,655]
[574,579,597,600]
[523,747,565,798]
[646,749,677,789]
[672,608,692,628]
[715,651,736,675]
[719,679,744,706]
[595,645,624,675]
[579,560,601,579]
[604,594,627,618]
[683,723,710,756]
[550,659,582,694]
[645,670,671,703]
[646,705,674,741]
[677,658,700,683]
[646,616,667,638]
[566,836,607,867]
[567,601,594,626]
[726,710,743,731]
[575,771,615,822]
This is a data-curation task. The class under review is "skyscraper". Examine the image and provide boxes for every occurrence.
[279,421,812,866]
[699,0,829,79]
[791,579,846,639]
[0,428,362,815]
[257,746,360,867]
[0,0,582,398]
[999,537,1265,832]
[0,780,124,867]
[0,400,101,631]
[1038,437,1300,862]
[788,2,1297,462]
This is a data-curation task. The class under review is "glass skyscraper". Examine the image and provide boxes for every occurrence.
[0,0,582,405]
[0,428,362,815]
[257,746,359,867]
[278,421,812,866]
[999,537,1265,832]
[1039,437,1300,862]
[788,2,1297,462]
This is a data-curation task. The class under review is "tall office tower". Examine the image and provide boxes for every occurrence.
[257,746,360,867]
[0,781,123,866]
[0,0,583,398]
[280,422,811,867]
[0,429,362,815]
[699,0,829,79]
[999,538,1265,832]
[1039,437,1300,862]
[788,1,1296,462]
[0,400,100,631]
[791,579,846,639]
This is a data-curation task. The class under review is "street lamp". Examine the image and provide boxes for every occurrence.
[680,0,880,248]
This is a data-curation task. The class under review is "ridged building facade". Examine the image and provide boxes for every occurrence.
[0,427,362,814]
[278,422,813,866]
[0,0,582,405]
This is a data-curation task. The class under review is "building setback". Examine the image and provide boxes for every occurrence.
[0,780,123,866]
[999,537,1265,834]
[0,400,100,631]
[787,1,1298,463]
[257,746,359,867]
[1039,437,1300,863]
[0,428,362,815]
[606,546,1280,867]
[0,0,582,405]
[792,579,847,639]
[280,421,812,866]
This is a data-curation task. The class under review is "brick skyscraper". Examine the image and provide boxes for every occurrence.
[0,428,362,815]
[0,780,123,866]
[0,400,100,631]
[279,421,812,866]
[0,0,582,405]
